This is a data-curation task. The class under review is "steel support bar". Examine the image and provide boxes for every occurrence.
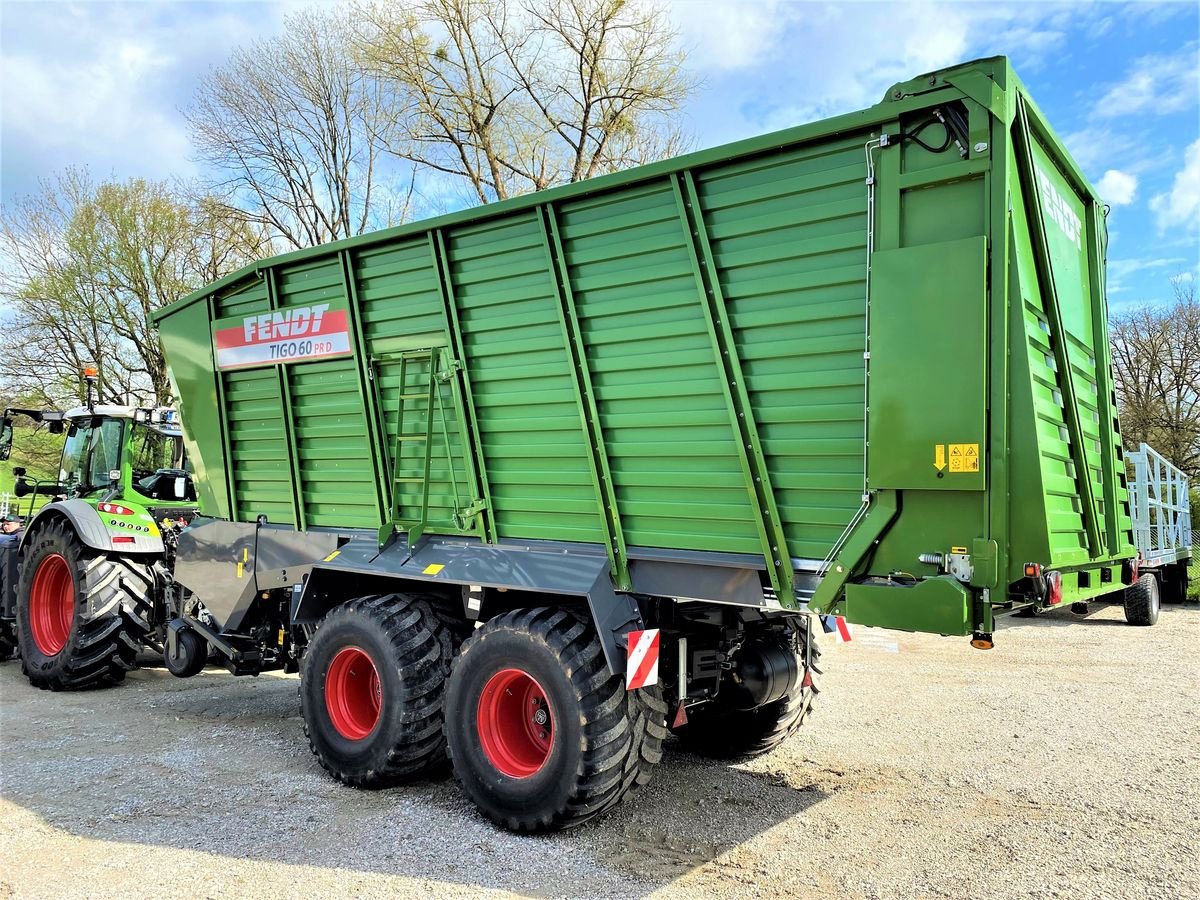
[537,203,631,591]
[430,231,496,544]
[338,250,390,526]
[1013,96,1102,556]
[981,108,1010,636]
[673,171,795,604]
[1084,206,1122,554]
[264,267,307,532]
[809,489,899,613]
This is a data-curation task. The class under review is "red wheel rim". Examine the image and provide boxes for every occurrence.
[29,553,74,657]
[477,668,553,778]
[324,647,382,740]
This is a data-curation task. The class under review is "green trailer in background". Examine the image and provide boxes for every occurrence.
[148,56,1154,831]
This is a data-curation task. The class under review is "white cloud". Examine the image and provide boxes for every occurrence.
[1096,169,1138,206]
[1106,256,1188,294]
[1150,139,1200,232]
[1094,43,1199,118]
[0,2,289,200]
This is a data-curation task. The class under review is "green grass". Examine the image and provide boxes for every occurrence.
[0,426,63,520]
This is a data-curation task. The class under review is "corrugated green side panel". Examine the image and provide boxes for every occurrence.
[287,359,379,527]
[223,368,293,525]
[274,259,378,528]
[556,181,758,554]
[212,275,293,523]
[215,277,268,318]
[695,138,870,560]
[1010,167,1087,561]
[447,214,604,544]
[354,240,445,344]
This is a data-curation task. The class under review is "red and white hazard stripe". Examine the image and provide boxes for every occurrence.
[625,628,660,690]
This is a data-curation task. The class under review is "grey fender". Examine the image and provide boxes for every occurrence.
[22,500,165,555]
[295,534,644,677]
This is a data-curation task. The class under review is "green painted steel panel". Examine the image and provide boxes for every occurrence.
[868,237,988,491]
[695,139,870,561]
[155,56,1143,634]
[557,180,759,554]
[447,214,605,545]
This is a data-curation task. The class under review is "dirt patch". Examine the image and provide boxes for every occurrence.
[2,601,1197,898]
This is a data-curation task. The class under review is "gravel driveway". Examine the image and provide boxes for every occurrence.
[1,600,1197,899]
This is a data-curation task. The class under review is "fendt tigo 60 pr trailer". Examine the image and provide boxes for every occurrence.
[153,57,1158,831]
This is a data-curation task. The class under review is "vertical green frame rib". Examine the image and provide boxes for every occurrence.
[1013,96,1101,556]
[337,249,389,526]
[264,267,307,531]
[430,230,496,543]
[1084,205,1121,552]
[980,105,1009,635]
[538,203,630,590]
[673,171,795,602]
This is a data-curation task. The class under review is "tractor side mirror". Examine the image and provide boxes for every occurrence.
[48,421,64,435]
[0,420,12,461]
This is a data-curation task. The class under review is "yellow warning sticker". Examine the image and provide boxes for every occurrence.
[423,563,445,576]
[236,561,244,579]
[948,443,980,473]
[323,549,341,562]
[934,444,946,471]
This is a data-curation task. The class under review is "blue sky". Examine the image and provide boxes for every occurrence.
[1,0,1197,309]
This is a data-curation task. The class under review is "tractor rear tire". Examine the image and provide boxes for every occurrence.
[1123,573,1160,626]
[16,519,156,690]
[300,593,466,787]
[444,607,667,833]
[673,637,821,760]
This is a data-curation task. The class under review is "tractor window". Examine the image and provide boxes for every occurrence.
[131,423,193,501]
[130,424,184,480]
[59,418,125,494]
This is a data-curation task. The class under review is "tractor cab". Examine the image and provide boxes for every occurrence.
[2,405,196,510]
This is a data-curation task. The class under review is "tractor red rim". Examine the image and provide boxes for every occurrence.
[29,553,74,657]
[325,646,382,740]
[477,668,554,778]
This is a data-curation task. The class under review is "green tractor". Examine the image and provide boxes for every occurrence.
[0,376,199,687]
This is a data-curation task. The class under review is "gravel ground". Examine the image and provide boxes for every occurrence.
[1,600,1197,900]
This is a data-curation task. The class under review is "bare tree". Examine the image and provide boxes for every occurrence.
[354,0,693,204]
[1111,276,1200,476]
[0,172,268,408]
[188,7,406,249]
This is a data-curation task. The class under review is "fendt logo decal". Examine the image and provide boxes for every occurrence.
[213,302,354,370]
[1035,166,1083,251]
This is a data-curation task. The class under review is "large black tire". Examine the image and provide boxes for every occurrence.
[673,634,821,760]
[0,619,16,661]
[300,593,467,787]
[445,607,667,833]
[1123,573,1160,626]
[16,519,156,690]
[1162,564,1190,604]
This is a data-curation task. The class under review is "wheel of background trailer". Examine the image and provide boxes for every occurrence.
[163,627,207,678]
[1123,573,1160,626]
[673,637,821,760]
[1165,565,1190,604]
[299,593,467,786]
[15,519,155,690]
[444,608,667,833]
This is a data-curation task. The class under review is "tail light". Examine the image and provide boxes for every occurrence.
[99,503,134,515]
[1045,570,1063,605]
